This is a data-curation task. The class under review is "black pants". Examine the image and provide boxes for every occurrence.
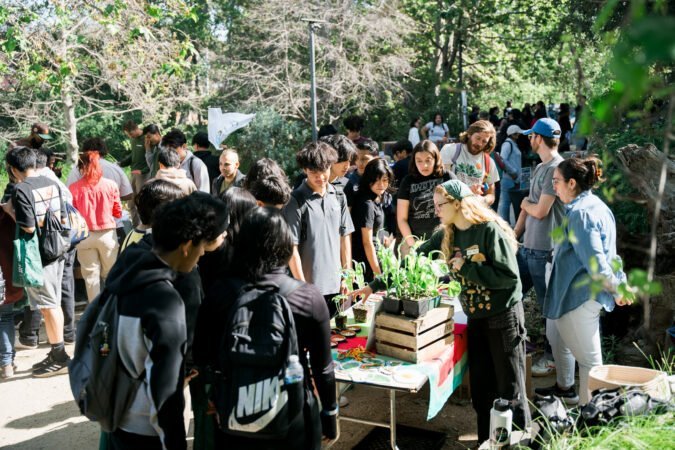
[467,302,531,443]
[19,306,41,345]
[61,247,76,342]
[109,429,162,450]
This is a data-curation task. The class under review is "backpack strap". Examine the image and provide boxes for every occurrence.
[188,156,196,182]
[451,143,462,166]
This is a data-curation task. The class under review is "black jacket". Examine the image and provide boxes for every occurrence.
[106,244,187,450]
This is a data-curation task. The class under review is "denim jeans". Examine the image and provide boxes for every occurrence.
[0,303,16,367]
[498,178,516,224]
[518,247,553,357]
[518,247,550,308]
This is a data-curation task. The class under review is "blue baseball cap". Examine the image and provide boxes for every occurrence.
[522,118,562,139]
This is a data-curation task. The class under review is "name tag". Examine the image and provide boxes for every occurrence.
[466,246,480,257]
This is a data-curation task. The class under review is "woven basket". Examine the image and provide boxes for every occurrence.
[588,365,671,402]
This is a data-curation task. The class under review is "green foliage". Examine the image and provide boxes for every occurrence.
[632,342,675,376]
[545,411,675,449]
[376,240,455,300]
[225,108,310,176]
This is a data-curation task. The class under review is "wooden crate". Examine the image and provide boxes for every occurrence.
[375,305,454,363]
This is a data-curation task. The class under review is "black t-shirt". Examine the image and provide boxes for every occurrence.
[351,191,384,278]
[397,171,455,240]
[12,175,63,229]
[193,150,220,183]
[344,171,361,207]
[392,157,410,188]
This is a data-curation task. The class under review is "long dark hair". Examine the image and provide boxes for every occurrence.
[234,207,294,281]
[408,140,445,178]
[557,157,603,193]
[360,158,394,196]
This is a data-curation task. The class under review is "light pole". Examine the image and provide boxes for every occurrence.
[302,18,327,142]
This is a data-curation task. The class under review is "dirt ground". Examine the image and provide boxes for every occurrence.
[0,315,557,450]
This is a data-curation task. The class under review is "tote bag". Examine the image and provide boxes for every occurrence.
[12,227,44,288]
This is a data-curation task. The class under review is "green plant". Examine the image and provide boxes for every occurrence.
[601,335,621,365]
[633,342,675,376]
[376,239,458,300]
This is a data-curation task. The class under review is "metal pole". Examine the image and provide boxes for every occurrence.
[459,35,467,130]
[309,22,318,142]
[390,390,398,450]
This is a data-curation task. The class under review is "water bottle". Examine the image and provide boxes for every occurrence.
[284,355,304,384]
[489,398,512,449]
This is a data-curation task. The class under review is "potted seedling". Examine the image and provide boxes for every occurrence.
[344,262,372,323]
[332,294,349,329]
[376,240,459,318]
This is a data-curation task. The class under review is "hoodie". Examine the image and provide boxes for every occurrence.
[106,244,187,450]
[152,168,197,196]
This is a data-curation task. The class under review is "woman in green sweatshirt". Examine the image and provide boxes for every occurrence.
[354,180,530,444]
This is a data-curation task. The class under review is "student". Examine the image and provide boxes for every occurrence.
[211,149,245,195]
[0,206,23,379]
[142,124,163,178]
[5,146,70,377]
[119,120,148,226]
[408,116,421,148]
[119,180,185,253]
[540,157,629,405]
[322,133,357,193]
[420,112,449,146]
[191,131,220,183]
[440,120,500,206]
[351,159,393,281]
[353,180,530,444]
[497,125,524,224]
[160,129,210,193]
[249,176,291,208]
[106,194,228,450]
[397,140,455,253]
[152,146,197,196]
[514,118,565,377]
[243,158,288,192]
[391,139,413,187]
[283,142,354,312]
[69,138,123,302]
[344,139,378,207]
[193,207,337,449]
[343,114,367,145]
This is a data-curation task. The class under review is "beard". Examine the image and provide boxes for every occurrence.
[468,142,484,155]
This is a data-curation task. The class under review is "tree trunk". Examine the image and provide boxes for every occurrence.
[61,87,79,165]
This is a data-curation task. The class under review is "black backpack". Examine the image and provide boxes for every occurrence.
[579,387,667,428]
[212,278,305,439]
[27,180,69,264]
[69,289,144,432]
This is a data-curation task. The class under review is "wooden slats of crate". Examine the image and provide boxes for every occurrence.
[375,305,454,363]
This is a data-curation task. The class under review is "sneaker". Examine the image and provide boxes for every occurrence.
[15,340,38,350]
[1,364,14,379]
[32,356,70,378]
[534,384,579,405]
[339,395,349,408]
[32,352,55,369]
[532,357,556,377]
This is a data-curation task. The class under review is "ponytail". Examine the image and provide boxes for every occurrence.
[558,156,603,193]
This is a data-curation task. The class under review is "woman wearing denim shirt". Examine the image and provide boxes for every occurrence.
[538,157,630,405]
[497,125,523,224]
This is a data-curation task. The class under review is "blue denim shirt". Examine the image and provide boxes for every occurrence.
[543,191,626,319]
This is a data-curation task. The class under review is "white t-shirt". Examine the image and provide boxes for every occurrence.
[424,122,449,142]
[408,127,420,148]
[440,143,500,188]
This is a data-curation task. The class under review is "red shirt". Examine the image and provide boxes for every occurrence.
[69,177,122,231]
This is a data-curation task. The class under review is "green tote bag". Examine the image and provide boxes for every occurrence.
[12,226,44,288]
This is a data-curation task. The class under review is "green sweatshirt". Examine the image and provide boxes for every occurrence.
[372,221,521,319]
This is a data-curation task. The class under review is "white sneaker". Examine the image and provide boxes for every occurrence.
[532,357,556,377]
[339,395,349,408]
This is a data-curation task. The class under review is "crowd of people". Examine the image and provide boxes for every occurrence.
[0,102,629,449]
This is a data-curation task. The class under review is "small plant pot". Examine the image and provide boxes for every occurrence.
[382,296,403,315]
[352,304,371,323]
[402,295,441,318]
[335,314,348,329]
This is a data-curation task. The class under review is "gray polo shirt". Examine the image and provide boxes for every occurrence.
[524,154,565,250]
[283,181,354,295]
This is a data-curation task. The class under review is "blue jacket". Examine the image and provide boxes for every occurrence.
[543,191,626,319]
